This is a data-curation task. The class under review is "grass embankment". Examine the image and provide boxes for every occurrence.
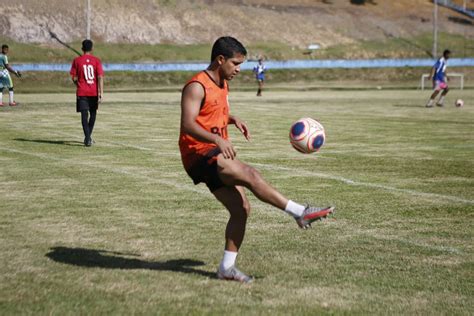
[13,67,474,94]
[2,32,473,63]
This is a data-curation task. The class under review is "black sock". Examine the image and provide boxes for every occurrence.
[81,110,90,141]
[88,109,97,137]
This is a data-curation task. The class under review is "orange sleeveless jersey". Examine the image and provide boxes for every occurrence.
[179,71,230,169]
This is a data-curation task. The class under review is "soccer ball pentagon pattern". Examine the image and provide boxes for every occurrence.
[289,118,325,153]
[455,99,464,107]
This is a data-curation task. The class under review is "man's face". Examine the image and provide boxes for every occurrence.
[2,47,8,55]
[445,52,451,60]
[219,53,246,81]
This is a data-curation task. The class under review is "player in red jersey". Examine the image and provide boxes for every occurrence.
[179,37,334,283]
[70,40,104,147]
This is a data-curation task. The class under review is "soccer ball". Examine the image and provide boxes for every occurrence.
[289,118,325,153]
[455,99,464,107]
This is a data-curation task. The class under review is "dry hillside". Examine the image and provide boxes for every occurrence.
[2,0,473,47]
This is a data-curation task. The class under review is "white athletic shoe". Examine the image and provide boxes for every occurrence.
[217,265,254,283]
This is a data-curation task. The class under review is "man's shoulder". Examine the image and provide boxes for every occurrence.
[184,71,207,86]
[72,55,83,63]
[90,55,102,63]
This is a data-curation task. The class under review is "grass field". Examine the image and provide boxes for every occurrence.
[0,89,473,314]
[2,32,473,63]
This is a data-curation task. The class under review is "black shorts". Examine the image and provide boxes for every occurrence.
[76,96,98,113]
[184,147,225,193]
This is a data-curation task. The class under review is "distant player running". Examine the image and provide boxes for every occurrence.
[253,58,266,96]
[179,37,334,283]
[426,49,451,108]
[70,40,104,147]
[0,44,22,107]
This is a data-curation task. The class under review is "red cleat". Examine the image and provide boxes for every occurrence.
[294,206,335,229]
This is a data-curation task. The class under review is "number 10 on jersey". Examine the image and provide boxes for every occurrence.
[83,64,95,84]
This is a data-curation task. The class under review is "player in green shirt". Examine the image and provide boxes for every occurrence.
[0,44,22,106]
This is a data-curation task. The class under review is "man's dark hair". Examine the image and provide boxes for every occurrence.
[82,39,93,52]
[443,49,451,57]
[211,36,247,62]
[1,44,8,50]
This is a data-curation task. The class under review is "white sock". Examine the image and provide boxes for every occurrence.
[9,90,14,103]
[426,99,434,106]
[438,96,445,104]
[219,250,238,271]
[0,91,3,104]
[285,200,305,217]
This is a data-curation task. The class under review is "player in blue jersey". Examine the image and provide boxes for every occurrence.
[253,58,266,96]
[426,49,451,108]
[0,44,22,107]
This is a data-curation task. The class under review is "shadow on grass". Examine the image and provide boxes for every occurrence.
[46,247,216,278]
[14,138,83,146]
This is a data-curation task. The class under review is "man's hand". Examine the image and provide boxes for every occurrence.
[98,94,103,103]
[215,137,236,160]
[15,71,21,78]
[231,116,251,141]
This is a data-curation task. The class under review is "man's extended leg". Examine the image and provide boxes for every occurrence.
[213,185,254,283]
[218,156,287,209]
[217,156,334,228]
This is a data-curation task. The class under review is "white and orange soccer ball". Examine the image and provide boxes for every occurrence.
[455,99,464,107]
[289,117,325,154]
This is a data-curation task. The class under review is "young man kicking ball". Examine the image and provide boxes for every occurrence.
[179,36,334,283]
[426,49,451,108]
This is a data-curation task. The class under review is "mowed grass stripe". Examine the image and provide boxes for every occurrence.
[0,90,472,314]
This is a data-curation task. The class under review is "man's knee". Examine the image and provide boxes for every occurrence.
[244,165,265,188]
[242,198,251,217]
[231,203,250,222]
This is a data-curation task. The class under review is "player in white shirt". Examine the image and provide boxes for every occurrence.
[253,58,266,96]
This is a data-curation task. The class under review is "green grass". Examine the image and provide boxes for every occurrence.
[0,90,473,314]
[314,32,474,59]
[13,66,474,94]
[3,32,473,63]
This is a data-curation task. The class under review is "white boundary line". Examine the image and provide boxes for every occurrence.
[1,147,207,195]
[252,163,474,205]
[4,132,474,205]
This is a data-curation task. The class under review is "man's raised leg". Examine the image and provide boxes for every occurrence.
[217,155,334,228]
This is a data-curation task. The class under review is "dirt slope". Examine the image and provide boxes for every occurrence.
[2,0,473,47]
